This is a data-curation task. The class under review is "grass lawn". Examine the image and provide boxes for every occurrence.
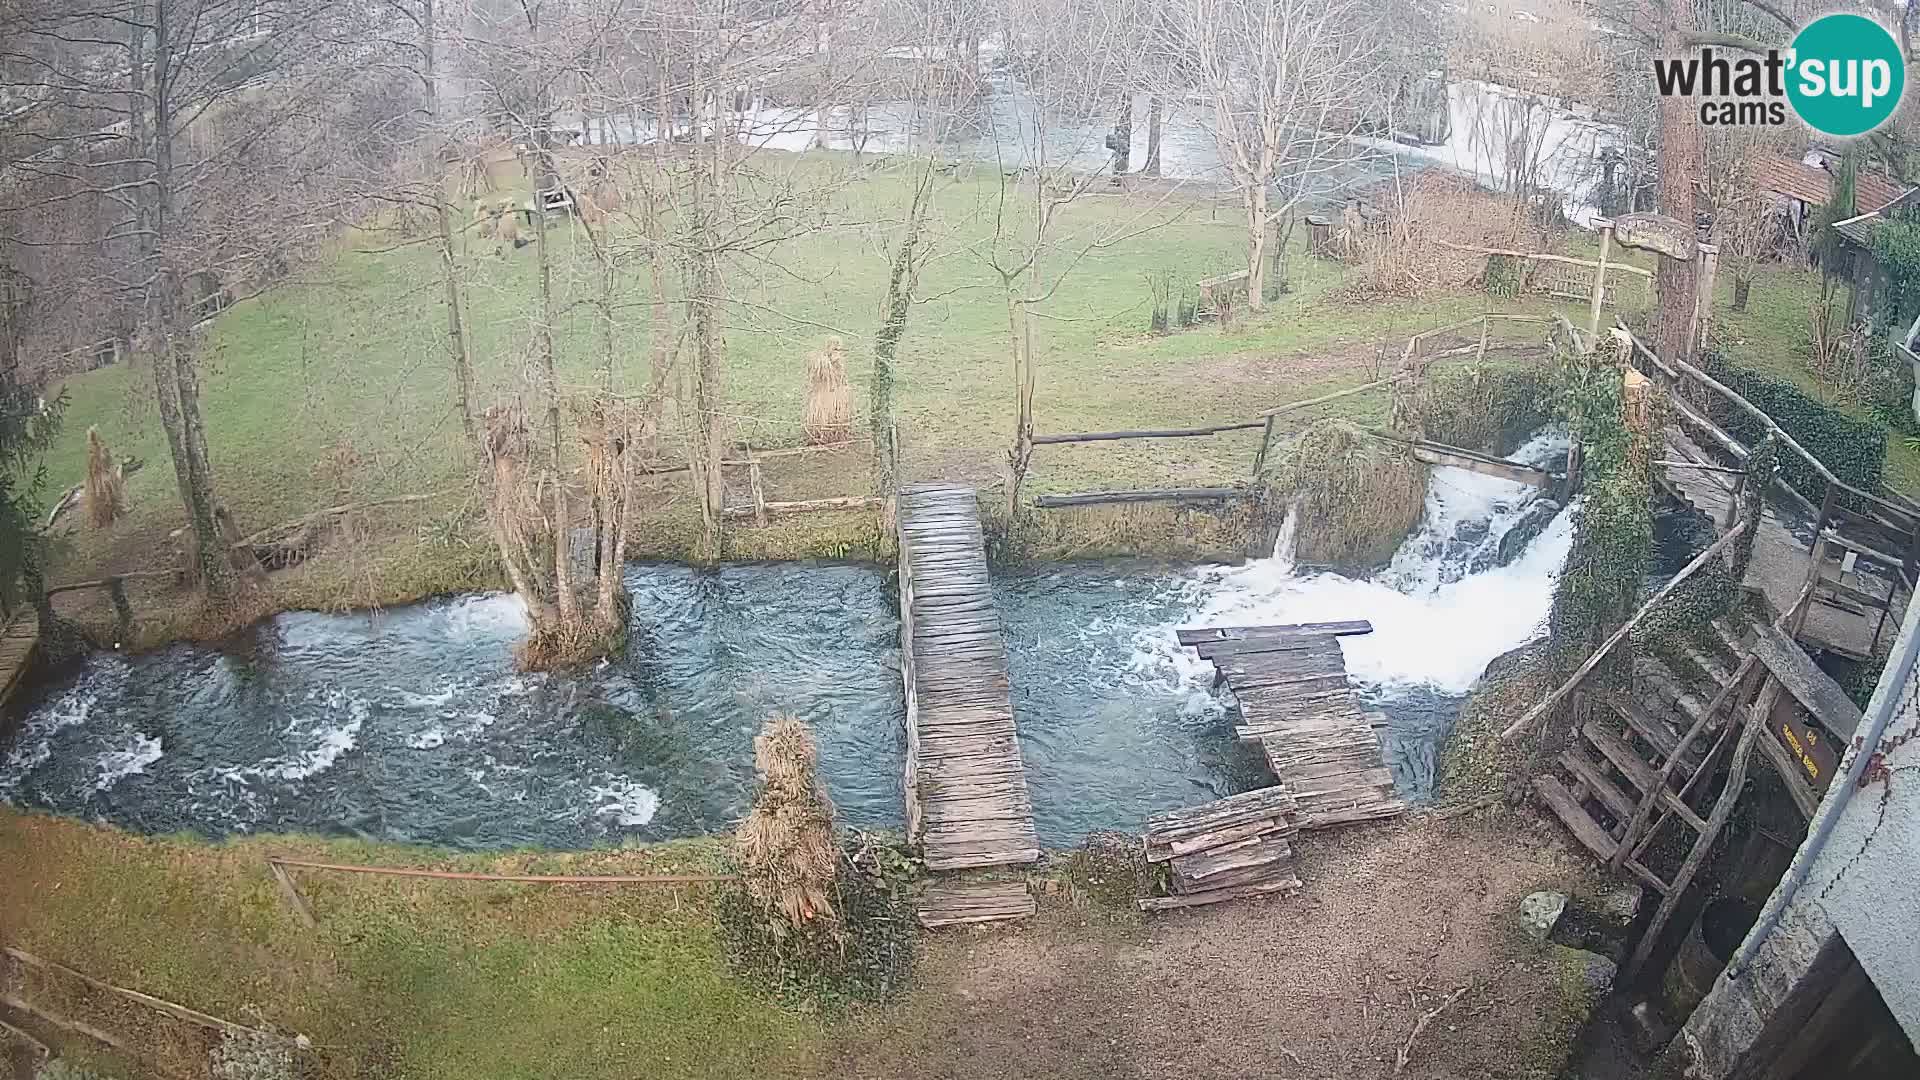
[32,154,1899,631]
[0,811,823,1079]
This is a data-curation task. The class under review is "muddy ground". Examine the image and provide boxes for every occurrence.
[836,807,1605,1080]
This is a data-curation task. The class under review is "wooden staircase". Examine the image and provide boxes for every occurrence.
[1532,615,1756,900]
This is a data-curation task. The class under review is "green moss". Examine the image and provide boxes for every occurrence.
[1267,419,1427,575]
[1416,357,1559,454]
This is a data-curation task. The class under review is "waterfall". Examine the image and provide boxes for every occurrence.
[1152,429,1575,698]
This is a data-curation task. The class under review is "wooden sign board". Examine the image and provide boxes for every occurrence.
[1771,694,1841,795]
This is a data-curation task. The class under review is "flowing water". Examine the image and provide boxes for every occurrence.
[1,433,1578,849]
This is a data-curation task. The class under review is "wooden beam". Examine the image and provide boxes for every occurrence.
[1747,623,1865,733]
[1175,621,1373,646]
[1257,377,1393,418]
[1612,655,1759,871]
[1030,421,1265,445]
[719,495,883,520]
[1407,442,1554,487]
[1031,487,1238,508]
[1502,521,1750,739]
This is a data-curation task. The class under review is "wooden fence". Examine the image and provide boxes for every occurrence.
[1624,325,1920,653]
[1023,312,1559,508]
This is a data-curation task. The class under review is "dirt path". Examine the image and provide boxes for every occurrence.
[835,809,1602,1080]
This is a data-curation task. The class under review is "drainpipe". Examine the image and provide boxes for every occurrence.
[1725,595,1920,979]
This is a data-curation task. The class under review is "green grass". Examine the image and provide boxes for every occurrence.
[0,811,821,1079]
[38,158,1909,623]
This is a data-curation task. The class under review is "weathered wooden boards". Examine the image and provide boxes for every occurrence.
[1660,426,1887,660]
[0,608,39,711]
[896,485,1040,877]
[1182,621,1407,830]
[1139,786,1302,912]
[916,879,1037,928]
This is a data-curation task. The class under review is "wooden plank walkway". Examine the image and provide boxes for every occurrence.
[1660,426,1893,659]
[1179,621,1406,829]
[0,609,39,711]
[896,485,1040,873]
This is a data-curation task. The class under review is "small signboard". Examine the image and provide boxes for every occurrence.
[1772,694,1841,795]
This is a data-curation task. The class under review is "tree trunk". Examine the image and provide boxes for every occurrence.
[1004,290,1035,518]
[1143,96,1162,178]
[424,0,476,441]
[1245,184,1269,312]
[811,20,829,150]
[138,0,230,596]
[872,171,932,496]
[1653,17,1702,363]
[1110,93,1132,175]
[1732,275,1751,312]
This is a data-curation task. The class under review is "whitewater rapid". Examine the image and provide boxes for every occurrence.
[1138,429,1575,700]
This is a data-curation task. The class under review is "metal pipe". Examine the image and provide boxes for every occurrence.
[1726,596,1920,978]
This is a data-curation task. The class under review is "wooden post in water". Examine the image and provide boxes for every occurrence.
[106,576,132,644]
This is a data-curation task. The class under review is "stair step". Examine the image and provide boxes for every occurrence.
[1534,775,1619,862]
[1605,694,1699,767]
[1710,617,1752,659]
[1581,721,1710,834]
[1582,720,1664,794]
[1682,642,1735,687]
[1559,748,1635,824]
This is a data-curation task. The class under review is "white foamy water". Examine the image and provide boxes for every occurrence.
[1144,430,1575,698]
[93,734,163,791]
[588,778,661,827]
[250,691,368,781]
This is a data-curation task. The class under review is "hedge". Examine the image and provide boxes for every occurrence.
[1699,350,1887,505]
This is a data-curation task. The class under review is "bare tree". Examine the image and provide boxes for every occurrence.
[1159,0,1383,310]
[2,0,402,596]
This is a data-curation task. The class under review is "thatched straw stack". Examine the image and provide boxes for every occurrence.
[737,713,842,940]
[802,337,853,445]
[84,427,124,527]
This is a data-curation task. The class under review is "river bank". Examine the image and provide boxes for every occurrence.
[0,804,1612,1080]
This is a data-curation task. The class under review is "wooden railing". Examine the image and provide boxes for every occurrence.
[1623,325,1919,654]
[1026,311,1559,506]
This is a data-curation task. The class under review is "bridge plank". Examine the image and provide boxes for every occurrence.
[898,485,1039,873]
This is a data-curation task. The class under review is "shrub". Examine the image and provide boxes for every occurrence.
[1699,350,1887,505]
[1268,419,1427,575]
[719,716,916,1007]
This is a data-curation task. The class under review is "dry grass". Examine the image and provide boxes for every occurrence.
[802,337,853,445]
[736,713,842,940]
[1339,176,1542,302]
[83,427,124,528]
[1270,418,1427,573]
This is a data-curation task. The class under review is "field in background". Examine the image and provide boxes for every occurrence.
[29,151,1884,626]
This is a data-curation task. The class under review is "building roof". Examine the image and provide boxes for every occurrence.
[1754,154,1906,214]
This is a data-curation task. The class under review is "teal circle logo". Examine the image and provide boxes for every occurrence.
[1787,14,1906,137]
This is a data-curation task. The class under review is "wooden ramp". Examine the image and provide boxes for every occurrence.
[1178,621,1407,828]
[1660,425,1896,659]
[916,879,1036,928]
[0,609,39,711]
[896,485,1040,875]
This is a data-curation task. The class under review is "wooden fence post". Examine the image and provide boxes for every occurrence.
[268,861,318,928]
[106,576,132,643]
[1587,224,1613,341]
[747,450,768,526]
[1251,414,1278,478]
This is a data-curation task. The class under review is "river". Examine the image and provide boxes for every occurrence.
[0,433,1581,850]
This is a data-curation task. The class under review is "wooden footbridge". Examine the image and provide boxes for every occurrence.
[895,485,1040,925]
[1139,620,1406,911]
[0,608,38,712]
